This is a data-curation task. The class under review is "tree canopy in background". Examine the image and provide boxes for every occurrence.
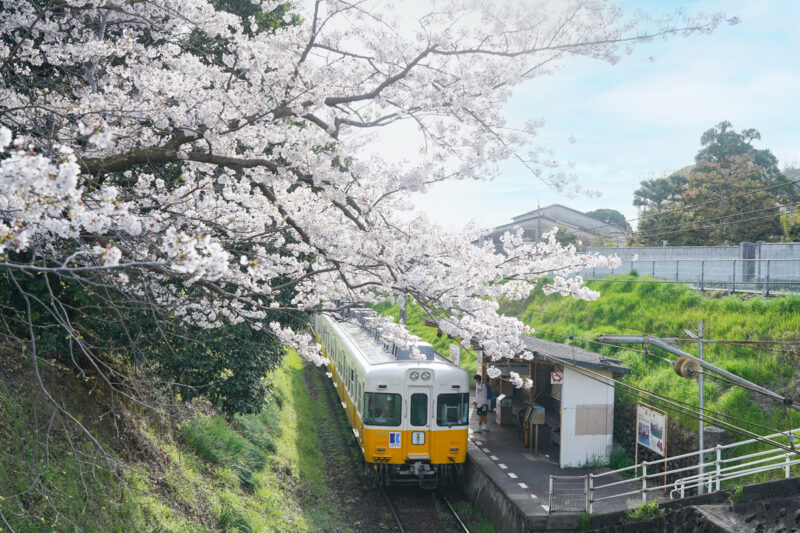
[633,122,797,246]
[585,208,632,233]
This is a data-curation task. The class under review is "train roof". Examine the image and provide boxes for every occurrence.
[322,313,456,368]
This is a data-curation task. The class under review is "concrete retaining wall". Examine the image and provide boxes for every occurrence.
[462,446,581,532]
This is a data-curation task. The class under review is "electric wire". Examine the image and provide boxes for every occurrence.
[634,200,800,238]
[535,348,797,453]
[632,202,800,240]
[573,178,800,235]
[523,307,800,355]
[527,328,791,434]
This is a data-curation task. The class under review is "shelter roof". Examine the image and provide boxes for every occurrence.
[517,334,632,375]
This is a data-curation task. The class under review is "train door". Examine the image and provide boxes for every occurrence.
[407,386,431,459]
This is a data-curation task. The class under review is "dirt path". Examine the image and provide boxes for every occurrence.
[303,365,394,532]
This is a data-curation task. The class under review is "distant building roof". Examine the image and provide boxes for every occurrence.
[484,203,627,248]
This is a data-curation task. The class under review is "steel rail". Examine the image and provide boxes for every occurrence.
[438,491,471,533]
[381,489,406,533]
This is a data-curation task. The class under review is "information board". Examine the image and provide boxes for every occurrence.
[636,403,667,456]
[449,343,461,366]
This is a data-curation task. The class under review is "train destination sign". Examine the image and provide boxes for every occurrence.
[636,403,667,456]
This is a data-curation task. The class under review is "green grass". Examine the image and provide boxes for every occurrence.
[623,500,666,524]
[0,350,346,532]
[388,280,800,482]
[452,500,497,533]
[499,277,800,437]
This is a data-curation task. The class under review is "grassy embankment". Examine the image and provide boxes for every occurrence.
[383,278,800,459]
[0,350,347,532]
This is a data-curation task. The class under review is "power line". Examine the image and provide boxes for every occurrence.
[524,307,800,351]
[530,326,800,414]
[633,201,800,240]
[534,348,796,453]
[576,178,800,235]
[635,200,800,238]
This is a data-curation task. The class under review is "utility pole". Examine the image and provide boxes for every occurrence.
[698,321,704,494]
[597,334,800,411]
[537,199,542,241]
[686,322,705,494]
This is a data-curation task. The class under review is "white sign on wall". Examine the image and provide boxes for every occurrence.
[449,343,461,366]
[636,403,667,456]
[550,371,563,384]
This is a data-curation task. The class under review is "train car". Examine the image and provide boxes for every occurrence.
[312,309,470,488]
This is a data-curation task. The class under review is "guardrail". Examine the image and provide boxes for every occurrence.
[590,427,800,513]
[548,427,800,514]
[580,258,800,295]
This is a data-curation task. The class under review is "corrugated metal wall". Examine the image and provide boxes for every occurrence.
[560,367,615,468]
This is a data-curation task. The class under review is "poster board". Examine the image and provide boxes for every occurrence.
[636,403,667,456]
[449,343,461,366]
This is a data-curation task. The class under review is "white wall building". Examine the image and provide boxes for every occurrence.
[486,204,627,248]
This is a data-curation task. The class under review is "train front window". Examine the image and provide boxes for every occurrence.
[410,393,427,426]
[364,393,402,426]
[436,393,469,426]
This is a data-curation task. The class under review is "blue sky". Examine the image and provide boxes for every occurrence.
[412,0,800,230]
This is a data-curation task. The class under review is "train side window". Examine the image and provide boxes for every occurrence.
[349,368,355,393]
[364,393,402,426]
[410,393,428,426]
[436,393,469,426]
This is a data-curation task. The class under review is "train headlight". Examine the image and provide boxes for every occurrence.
[421,371,431,381]
[410,371,420,380]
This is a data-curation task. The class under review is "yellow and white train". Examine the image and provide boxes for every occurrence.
[312,309,470,488]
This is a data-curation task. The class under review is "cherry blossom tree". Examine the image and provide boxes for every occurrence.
[0,0,729,409]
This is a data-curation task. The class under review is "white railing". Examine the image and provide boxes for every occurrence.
[548,427,800,514]
[581,258,800,295]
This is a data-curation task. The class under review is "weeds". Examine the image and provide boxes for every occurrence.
[727,486,744,507]
[576,512,592,531]
[623,500,666,524]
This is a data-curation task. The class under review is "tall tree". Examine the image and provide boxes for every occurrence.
[585,208,632,232]
[0,1,724,516]
[633,123,796,245]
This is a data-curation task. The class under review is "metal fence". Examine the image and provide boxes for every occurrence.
[547,427,800,514]
[548,475,588,513]
[580,258,800,295]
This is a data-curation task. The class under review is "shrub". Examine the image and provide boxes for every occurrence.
[623,500,666,524]
[609,447,634,472]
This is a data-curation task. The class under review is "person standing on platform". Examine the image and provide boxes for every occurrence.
[473,374,489,433]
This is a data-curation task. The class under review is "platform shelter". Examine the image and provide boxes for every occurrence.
[476,334,631,469]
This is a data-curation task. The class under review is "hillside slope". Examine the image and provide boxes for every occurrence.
[383,279,800,456]
[0,349,361,532]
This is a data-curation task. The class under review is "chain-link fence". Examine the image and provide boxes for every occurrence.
[580,258,800,295]
[548,475,587,513]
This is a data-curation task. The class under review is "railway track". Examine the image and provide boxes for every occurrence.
[381,487,471,533]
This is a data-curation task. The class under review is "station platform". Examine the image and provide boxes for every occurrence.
[462,408,653,530]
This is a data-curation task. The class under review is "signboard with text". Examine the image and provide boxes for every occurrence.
[449,343,461,366]
[636,403,667,456]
